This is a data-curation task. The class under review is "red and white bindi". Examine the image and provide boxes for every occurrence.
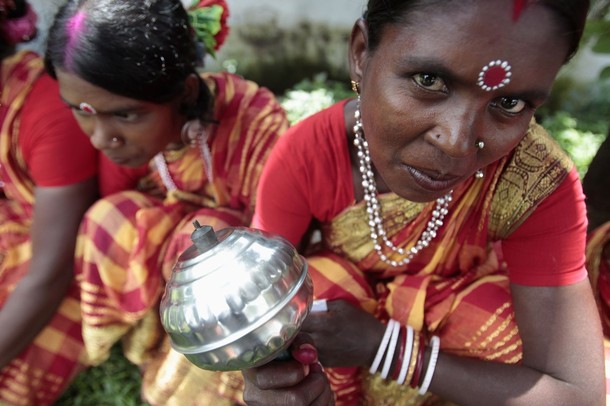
[477,60,512,92]
[79,102,97,115]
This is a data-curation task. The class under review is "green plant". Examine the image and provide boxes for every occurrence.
[584,0,610,79]
[541,111,606,178]
[56,345,148,406]
[280,73,352,124]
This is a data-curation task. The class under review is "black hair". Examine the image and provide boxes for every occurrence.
[6,0,28,18]
[44,0,212,120]
[363,0,590,62]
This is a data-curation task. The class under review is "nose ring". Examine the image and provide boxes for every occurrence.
[475,140,485,150]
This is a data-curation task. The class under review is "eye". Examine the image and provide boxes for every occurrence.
[492,97,527,114]
[114,111,139,121]
[413,73,447,92]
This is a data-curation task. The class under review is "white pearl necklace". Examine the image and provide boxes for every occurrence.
[154,134,214,192]
[352,100,452,267]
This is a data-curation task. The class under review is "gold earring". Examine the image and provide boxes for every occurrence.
[351,80,360,94]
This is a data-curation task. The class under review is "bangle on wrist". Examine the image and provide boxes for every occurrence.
[391,326,406,381]
[396,325,414,385]
[418,335,441,395]
[369,319,396,374]
[409,333,425,388]
[381,319,401,379]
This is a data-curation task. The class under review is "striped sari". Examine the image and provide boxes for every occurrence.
[0,52,89,405]
[140,121,574,405]
[74,72,287,405]
[307,123,573,405]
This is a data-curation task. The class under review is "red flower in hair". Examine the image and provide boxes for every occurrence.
[196,0,229,51]
[183,0,230,57]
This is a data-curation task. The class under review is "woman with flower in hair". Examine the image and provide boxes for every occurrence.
[0,1,99,404]
[241,0,606,405]
[44,0,288,404]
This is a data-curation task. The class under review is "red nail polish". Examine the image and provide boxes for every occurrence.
[293,344,318,364]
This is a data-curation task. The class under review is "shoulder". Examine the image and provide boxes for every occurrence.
[22,73,64,113]
[1,50,44,106]
[489,120,574,239]
[202,71,277,106]
[202,71,287,128]
[277,100,350,154]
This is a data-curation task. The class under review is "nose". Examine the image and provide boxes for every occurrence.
[88,119,121,150]
[428,104,484,158]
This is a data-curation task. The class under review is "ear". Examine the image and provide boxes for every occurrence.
[182,73,200,108]
[348,18,369,86]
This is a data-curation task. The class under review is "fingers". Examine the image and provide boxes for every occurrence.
[243,359,309,390]
[290,333,319,365]
[243,361,333,406]
[309,363,335,406]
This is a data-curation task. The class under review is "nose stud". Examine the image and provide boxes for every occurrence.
[111,137,119,143]
[475,140,485,150]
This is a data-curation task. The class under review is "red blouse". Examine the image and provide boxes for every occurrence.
[18,73,97,187]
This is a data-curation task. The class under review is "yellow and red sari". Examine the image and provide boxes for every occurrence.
[0,52,94,405]
[151,102,584,405]
[75,72,288,405]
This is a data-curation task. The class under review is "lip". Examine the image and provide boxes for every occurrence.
[404,165,462,192]
[106,154,130,165]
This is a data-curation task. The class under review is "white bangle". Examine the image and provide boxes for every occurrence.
[418,335,440,395]
[369,319,396,374]
[396,325,414,385]
[380,320,401,379]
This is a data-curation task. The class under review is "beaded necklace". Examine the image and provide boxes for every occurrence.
[352,99,452,267]
[153,135,213,192]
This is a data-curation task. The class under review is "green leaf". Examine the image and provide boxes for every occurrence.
[188,5,224,58]
[600,66,610,80]
[591,31,610,54]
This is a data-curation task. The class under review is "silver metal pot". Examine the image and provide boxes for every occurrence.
[159,221,313,371]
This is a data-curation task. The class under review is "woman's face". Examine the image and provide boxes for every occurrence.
[56,69,185,167]
[350,0,570,202]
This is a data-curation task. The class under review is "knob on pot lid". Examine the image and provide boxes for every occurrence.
[190,220,220,252]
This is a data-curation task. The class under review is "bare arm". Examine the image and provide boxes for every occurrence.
[427,280,605,405]
[304,278,605,405]
[0,177,98,368]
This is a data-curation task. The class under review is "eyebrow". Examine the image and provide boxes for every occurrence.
[399,55,464,84]
[398,55,550,102]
